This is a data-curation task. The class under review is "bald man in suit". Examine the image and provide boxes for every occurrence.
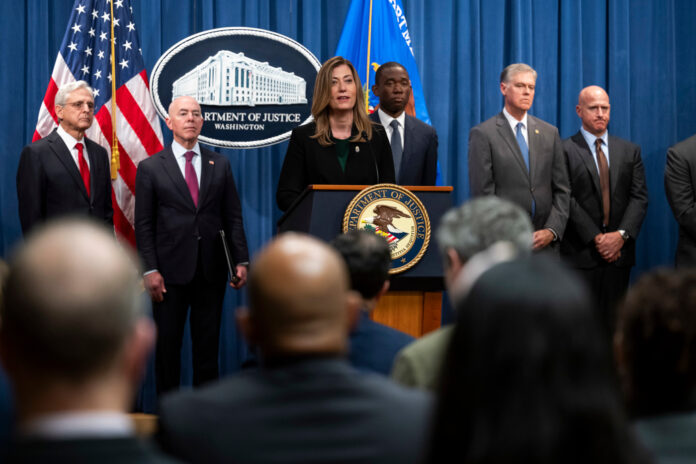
[468,63,570,252]
[561,86,648,333]
[135,96,248,395]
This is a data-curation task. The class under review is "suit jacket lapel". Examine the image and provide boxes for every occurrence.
[198,149,214,207]
[572,132,602,195]
[85,138,104,201]
[162,148,197,211]
[608,136,622,198]
[48,130,90,199]
[495,113,528,177]
[571,131,605,215]
[400,115,414,180]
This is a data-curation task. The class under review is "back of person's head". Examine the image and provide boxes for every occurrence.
[616,268,696,418]
[436,196,533,286]
[241,233,359,360]
[331,229,391,301]
[428,256,643,464]
[1,219,146,381]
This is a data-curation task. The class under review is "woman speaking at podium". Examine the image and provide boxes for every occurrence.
[276,56,395,212]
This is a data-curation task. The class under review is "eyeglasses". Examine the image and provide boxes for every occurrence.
[65,101,95,111]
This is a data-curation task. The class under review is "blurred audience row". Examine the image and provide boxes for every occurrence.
[1,196,695,463]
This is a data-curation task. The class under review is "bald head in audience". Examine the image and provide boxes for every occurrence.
[0,220,155,426]
[238,233,359,360]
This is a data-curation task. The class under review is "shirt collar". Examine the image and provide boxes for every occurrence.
[21,411,134,439]
[580,126,608,150]
[377,108,406,129]
[171,139,201,158]
[56,125,84,150]
[502,107,528,131]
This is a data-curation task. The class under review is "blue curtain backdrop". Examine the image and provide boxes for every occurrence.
[1,0,695,406]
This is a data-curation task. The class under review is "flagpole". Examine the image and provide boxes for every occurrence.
[364,0,373,113]
[109,0,120,180]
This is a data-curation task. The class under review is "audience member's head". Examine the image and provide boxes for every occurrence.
[0,219,154,425]
[427,256,644,464]
[615,268,696,418]
[239,233,359,361]
[332,229,391,309]
[436,196,533,291]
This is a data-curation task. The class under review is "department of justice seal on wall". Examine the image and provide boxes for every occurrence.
[150,27,321,149]
[343,184,430,274]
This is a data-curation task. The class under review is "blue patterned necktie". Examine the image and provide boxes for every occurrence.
[516,122,530,172]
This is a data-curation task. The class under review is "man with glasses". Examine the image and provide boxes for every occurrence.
[17,80,113,235]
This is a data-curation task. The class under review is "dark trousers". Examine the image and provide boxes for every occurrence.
[153,255,227,396]
[576,264,630,337]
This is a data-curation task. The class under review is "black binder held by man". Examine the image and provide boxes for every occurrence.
[219,230,240,285]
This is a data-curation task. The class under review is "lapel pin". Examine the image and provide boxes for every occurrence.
[209,160,215,165]
[355,146,360,153]
[535,129,539,134]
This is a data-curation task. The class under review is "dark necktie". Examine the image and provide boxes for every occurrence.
[596,139,610,226]
[390,120,403,182]
[75,142,90,197]
[184,151,199,207]
[515,122,530,172]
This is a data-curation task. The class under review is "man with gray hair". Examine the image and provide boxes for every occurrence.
[391,196,533,390]
[468,63,569,252]
[17,81,113,236]
[0,219,175,462]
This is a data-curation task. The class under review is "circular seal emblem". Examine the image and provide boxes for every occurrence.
[150,27,320,149]
[343,184,431,274]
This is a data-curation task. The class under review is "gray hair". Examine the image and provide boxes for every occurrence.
[55,80,94,106]
[0,219,143,381]
[436,196,533,263]
[500,63,537,83]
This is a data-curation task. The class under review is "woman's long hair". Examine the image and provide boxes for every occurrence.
[310,56,373,147]
[426,256,648,464]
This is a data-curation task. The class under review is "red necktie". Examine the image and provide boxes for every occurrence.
[184,151,199,207]
[75,142,90,197]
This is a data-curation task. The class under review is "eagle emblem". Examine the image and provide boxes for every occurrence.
[343,184,431,274]
[362,204,410,249]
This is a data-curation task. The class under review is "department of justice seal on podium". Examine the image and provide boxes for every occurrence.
[343,184,431,274]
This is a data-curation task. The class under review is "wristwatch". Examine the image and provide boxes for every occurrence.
[618,229,629,241]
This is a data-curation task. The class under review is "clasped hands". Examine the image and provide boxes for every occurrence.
[594,232,624,263]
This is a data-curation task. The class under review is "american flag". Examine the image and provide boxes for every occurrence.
[33,0,163,245]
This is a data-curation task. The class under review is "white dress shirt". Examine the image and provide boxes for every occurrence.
[580,126,610,172]
[377,108,406,146]
[171,139,202,187]
[502,107,529,146]
[56,125,90,169]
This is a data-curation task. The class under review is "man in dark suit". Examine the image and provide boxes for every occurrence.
[468,63,570,251]
[332,229,414,375]
[0,219,174,463]
[665,133,696,267]
[16,81,113,235]
[135,96,249,395]
[562,86,648,332]
[157,233,432,464]
[370,61,438,185]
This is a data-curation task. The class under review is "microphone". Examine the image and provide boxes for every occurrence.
[362,130,380,183]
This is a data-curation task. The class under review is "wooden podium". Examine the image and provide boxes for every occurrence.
[277,185,453,337]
